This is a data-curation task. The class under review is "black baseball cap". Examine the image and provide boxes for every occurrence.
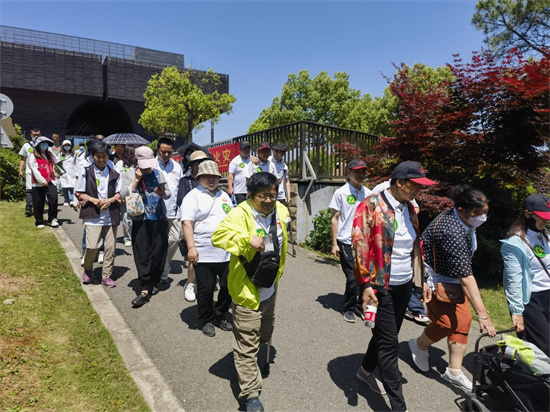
[258,141,271,151]
[391,161,437,185]
[240,141,251,149]
[273,143,288,151]
[347,159,367,170]
[524,194,550,220]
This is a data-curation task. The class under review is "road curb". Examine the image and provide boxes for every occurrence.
[51,225,185,412]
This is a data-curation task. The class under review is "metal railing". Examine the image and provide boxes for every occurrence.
[205,121,381,181]
[0,25,184,68]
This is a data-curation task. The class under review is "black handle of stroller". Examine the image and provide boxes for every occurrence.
[474,328,517,354]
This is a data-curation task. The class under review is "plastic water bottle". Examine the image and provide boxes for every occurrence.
[364,298,378,328]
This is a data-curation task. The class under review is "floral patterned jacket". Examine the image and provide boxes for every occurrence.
[351,191,424,290]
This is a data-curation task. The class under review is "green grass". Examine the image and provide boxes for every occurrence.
[0,201,149,412]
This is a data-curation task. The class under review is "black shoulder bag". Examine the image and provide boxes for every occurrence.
[239,211,281,288]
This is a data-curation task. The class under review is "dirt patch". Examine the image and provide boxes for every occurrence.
[0,272,37,295]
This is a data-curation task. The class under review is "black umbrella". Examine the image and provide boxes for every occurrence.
[104,133,150,145]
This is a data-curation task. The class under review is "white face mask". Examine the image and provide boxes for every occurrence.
[467,214,487,228]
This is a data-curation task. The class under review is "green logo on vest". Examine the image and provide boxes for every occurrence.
[95,178,100,187]
[28,147,33,153]
[394,219,398,232]
[239,163,245,168]
[222,203,231,213]
[533,244,546,258]
[256,228,267,237]
[256,166,262,173]
[346,195,357,205]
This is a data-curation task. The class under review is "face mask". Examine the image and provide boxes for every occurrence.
[467,214,487,228]
[38,142,49,151]
[185,154,191,161]
[526,216,543,232]
[63,145,71,151]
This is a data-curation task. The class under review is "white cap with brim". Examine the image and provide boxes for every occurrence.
[34,136,54,147]
[62,140,72,146]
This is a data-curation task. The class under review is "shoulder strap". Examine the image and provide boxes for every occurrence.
[269,209,280,254]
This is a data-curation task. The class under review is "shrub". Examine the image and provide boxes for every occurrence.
[305,208,333,254]
[0,148,25,201]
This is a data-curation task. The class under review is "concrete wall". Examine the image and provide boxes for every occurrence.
[294,181,343,243]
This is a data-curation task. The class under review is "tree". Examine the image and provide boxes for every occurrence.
[139,67,236,143]
[472,0,550,58]
[247,70,395,136]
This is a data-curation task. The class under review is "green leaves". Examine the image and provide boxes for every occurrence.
[472,0,550,58]
[139,67,236,142]
[247,70,395,136]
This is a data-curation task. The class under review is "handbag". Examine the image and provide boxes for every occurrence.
[125,184,145,217]
[239,211,281,288]
[431,215,466,304]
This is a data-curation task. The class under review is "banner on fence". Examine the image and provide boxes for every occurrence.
[209,142,240,173]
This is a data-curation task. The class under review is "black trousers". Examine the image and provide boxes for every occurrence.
[338,240,363,313]
[31,183,58,226]
[235,194,247,204]
[362,281,412,412]
[522,289,550,357]
[131,219,169,293]
[194,262,231,327]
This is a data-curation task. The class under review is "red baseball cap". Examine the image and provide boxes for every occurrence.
[258,142,271,151]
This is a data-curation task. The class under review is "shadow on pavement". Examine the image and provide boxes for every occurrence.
[179,305,200,330]
[312,256,339,266]
[316,292,343,314]
[327,353,391,411]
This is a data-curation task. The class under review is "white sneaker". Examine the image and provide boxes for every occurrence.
[63,202,69,206]
[408,338,430,372]
[442,368,473,391]
[185,282,196,302]
[36,224,45,229]
[50,218,59,227]
[80,255,85,267]
[124,240,132,247]
[97,251,104,264]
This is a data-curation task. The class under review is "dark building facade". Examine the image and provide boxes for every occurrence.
[0,26,229,140]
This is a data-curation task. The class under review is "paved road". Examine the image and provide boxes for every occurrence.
[57,203,487,412]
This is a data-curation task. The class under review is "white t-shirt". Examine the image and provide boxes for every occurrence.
[157,158,182,219]
[271,158,289,200]
[251,207,284,302]
[526,229,550,292]
[228,155,252,194]
[75,164,122,226]
[245,159,276,179]
[19,142,35,190]
[180,186,232,263]
[329,182,371,245]
[384,189,416,285]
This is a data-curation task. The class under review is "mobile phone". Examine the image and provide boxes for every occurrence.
[157,182,166,189]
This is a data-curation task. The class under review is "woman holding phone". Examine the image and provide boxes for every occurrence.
[120,146,171,307]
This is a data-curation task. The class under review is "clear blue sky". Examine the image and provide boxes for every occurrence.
[1,0,486,146]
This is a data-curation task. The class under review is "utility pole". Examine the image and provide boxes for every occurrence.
[211,118,214,143]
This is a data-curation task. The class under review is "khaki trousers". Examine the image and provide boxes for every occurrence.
[163,218,181,276]
[232,293,276,400]
[84,225,117,278]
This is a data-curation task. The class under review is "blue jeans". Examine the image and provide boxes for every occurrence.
[407,288,426,315]
[62,187,74,203]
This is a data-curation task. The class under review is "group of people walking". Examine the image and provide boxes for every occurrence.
[21,128,549,412]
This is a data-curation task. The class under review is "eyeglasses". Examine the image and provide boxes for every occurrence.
[255,194,277,202]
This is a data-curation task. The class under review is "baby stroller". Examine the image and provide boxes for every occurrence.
[461,329,550,412]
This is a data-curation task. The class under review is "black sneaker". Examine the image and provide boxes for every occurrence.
[202,322,216,337]
[343,310,356,323]
[246,397,264,412]
[152,286,159,296]
[25,211,33,217]
[214,316,233,331]
[132,292,150,307]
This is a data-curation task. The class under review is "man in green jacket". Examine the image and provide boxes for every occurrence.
[212,172,289,412]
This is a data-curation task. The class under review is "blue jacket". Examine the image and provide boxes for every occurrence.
[500,235,535,315]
